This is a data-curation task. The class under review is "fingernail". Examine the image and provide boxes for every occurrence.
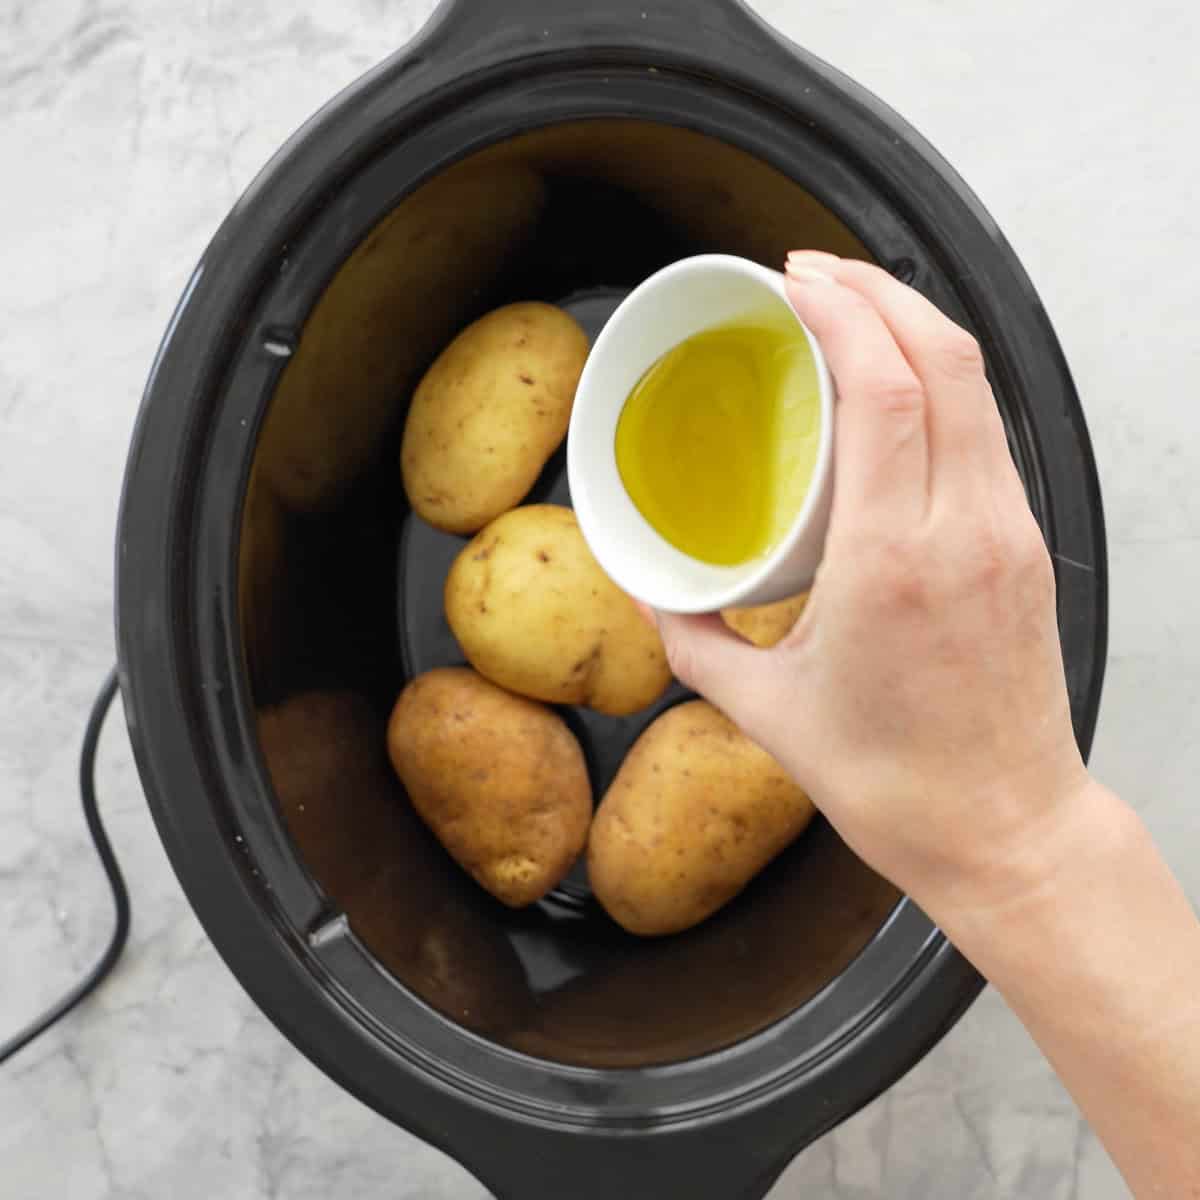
[787,249,838,265]
[785,263,833,286]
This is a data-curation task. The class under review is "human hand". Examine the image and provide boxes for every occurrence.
[652,251,1092,913]
[653,256,1200,1200]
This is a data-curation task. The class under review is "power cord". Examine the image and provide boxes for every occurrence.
[0,667,130,1066]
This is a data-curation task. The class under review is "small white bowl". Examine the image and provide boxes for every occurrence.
[567,254,835,614]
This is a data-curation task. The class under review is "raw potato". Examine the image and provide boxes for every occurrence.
[588,700,816,936]
[444,504,672,716]
[721,592,809,648]
[386,667,591,907]
[402,303,590,534]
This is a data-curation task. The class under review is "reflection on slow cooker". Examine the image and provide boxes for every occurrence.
[513,823,899,1068]
[258,161,546,512]
[258,688,534,1036]
[346,859,533,1038]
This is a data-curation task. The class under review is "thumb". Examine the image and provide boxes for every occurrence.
[653,610,779,734]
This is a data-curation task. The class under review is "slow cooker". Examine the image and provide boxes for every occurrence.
[116,1,1106,1195]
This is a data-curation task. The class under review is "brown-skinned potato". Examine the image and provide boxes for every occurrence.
[401,303,589,534]
[588,700,816,936]
[386,667,591,907]
[721,592,809,648]
[444,504,672,716]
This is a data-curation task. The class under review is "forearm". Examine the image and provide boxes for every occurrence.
[922,782,1200,1199]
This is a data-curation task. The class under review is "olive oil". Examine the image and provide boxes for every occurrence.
[614,312,821,565]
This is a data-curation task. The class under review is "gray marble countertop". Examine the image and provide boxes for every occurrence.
[3,1,1197,1196]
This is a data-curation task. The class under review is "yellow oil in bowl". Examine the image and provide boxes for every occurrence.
[614,311,821,566]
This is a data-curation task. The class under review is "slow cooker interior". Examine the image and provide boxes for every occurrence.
[240,119,900,1068]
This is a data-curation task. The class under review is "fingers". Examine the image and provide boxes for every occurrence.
[783,265,930,530]
[786,251,1017,499]
[652,611,781,736]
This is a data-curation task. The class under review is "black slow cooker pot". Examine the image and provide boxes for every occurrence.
[116,1,1106,1196]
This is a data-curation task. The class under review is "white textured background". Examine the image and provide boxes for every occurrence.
[3,1,1197,1195]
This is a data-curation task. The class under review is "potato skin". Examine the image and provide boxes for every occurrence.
[402,303,589,534]
[444,504,672,716]
[588,700,816,936]
[386,667,591,907]
[721,592,809,648]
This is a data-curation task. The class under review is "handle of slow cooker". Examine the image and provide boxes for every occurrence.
[422,0,778,61]
[466,1127,792,1200]
[479,1162,787,1200]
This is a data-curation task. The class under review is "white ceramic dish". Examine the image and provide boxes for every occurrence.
[568,253,836,613]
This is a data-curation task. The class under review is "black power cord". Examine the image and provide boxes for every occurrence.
[0,667,130,1066]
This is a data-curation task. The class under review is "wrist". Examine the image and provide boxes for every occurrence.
[914,778,1200,1200]
[910,776,1141,952]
